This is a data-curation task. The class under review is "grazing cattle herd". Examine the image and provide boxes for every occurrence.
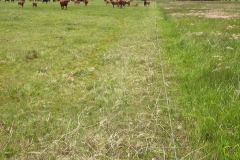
[3,0,151,9]
[108,0,146,8]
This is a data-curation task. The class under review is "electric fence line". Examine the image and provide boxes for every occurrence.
[153,1,178,159]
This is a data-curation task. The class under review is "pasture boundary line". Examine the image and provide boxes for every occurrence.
[153,1,178,159]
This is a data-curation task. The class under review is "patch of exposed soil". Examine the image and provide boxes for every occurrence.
[159,2,240,19]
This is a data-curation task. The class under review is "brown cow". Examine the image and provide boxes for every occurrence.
[144,1,150,6]
[18,1,25,7]
[110,0,118,8]
[118,0,126,8]
[33,2,37,7]
[74,0,80,4]
[125,0,130,6]
[60,0,70,9]
[42,0,49,3]
[84,0,88,6]
[105,0,110,4]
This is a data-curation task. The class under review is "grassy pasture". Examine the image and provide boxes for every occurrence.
[0,0,239,159]
[158,1,240,159]
[0,1,177,159]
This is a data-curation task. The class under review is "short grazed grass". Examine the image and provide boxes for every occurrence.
[0,0,239,159]
[0,1,178,159]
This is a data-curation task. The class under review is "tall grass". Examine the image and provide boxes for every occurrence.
[158,1,240,159]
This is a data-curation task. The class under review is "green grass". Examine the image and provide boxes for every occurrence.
[158,1,240,159]
[0,0,239,159]
[0,1,176,159]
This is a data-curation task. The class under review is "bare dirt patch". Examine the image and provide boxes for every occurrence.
[173,10,238,19]
[159,2,240,19]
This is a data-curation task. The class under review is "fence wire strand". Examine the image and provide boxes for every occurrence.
[153,1,178,159]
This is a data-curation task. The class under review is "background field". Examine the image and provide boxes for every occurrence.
[0,0,239,159]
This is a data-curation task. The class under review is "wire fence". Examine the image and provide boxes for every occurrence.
[153,1,178,159]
